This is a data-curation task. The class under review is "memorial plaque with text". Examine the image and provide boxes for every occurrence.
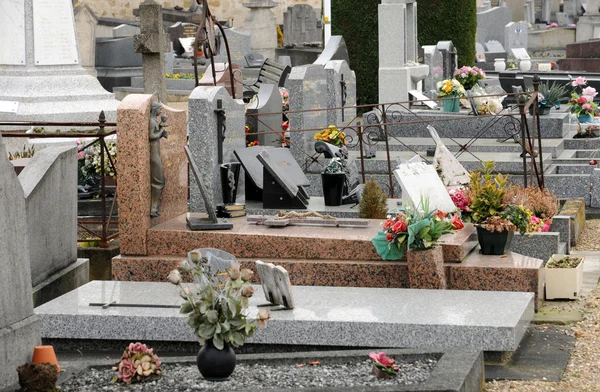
[33,0,79,65]
[0,0,26,65]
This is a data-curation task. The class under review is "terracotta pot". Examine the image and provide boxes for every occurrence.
[32,346,60,372]
[407,246,446,289]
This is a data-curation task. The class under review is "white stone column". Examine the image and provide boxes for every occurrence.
[243,0,278,59]
[406,2,418,62]
[378,0,408,104]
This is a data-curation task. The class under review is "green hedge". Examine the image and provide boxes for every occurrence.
[418,0,477,67]
[332,0,476,105]
[331,0,380,106]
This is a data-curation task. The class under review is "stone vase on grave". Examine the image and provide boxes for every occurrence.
[321,172,345,206]
[407,246,446,290]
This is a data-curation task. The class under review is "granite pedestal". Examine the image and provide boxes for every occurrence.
[36,281,534,352]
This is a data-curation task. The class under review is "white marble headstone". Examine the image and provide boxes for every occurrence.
[0,0,26,65]
[511,47,531,60]
[33,0,79,65]
[394,161,457,213]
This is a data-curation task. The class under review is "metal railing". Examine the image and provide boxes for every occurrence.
[1,111,118,248]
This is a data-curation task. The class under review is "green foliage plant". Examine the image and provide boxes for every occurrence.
[359,178,389,219]
[168,255,270,350]
[417,0,477,67]
[468,161,508,223]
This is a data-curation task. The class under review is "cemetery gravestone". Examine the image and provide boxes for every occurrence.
[0,137,41,389]
[256,260,295,308]
[134,0,170,103]
[188,86,245,212]
[116,94,187,255]
[169,22,198,56]
[504,22,529,53]
[74,2,99,75]
[485,40,507,62]
[324,60,356,125]
[283,4,322,46]
[257,149,309,209]
[234,146,310,202]
[112,23,141,38]
[243,0,278,59]
[512,47,531,60]
[214,28,252,65]
[245,83,283,147]
[423,45,444,97]
[313,36,351,66]
[0,0,119,122]
[285,64,328,167]
[437,41,457,80]
[476,6,513,48]
[394,161,457,213]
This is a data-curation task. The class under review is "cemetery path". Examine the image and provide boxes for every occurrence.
[486,257,600,391]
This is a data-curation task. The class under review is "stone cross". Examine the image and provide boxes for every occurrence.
[134,0,170,103]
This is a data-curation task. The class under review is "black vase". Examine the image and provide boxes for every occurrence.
[196,339,236,381]
[220,163,241,204]
[476,226,514,255]
[321,173,345,206]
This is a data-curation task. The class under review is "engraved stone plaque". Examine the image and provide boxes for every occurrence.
[33,0,79,65]
[0,0,26,65]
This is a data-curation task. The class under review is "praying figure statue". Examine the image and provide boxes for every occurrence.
[149,102,169,217]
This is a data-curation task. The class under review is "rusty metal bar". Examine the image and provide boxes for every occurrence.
[380,104,395,198]
[356,121,366,184]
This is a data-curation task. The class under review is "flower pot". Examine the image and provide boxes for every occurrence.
[519,59,532,72]
[220,162,241,204]
[545,254,584,300]
[321,172,345,206]
[578,114,593,123]
[32,346,60,372]
[442,96,461,113]
[494,58,506,72]
[407,246,446,289]
[197,339,236,381]
[476,226,514,255]
[529,104,552,116]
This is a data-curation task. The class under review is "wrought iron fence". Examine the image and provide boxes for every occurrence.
[245,83,545,198]
[0,111,118,248]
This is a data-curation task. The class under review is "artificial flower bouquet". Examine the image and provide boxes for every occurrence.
[436,79,466,98]
[371,200,464,261]
[453,66,486,90]
[567,76,598,116]
[313,125,346,147]
[112,343,162,384]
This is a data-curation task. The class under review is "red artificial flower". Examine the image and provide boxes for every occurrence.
[392,220,407,233]
[382,219,395,230]
[589,159,598,165]
[369,352,398,369]
[435,210,448,219]
[281,121,290,130]
[386,233,395,242]
[578,96,588,104]
[451,215,465,230]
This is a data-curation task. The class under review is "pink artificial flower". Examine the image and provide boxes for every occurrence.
[461,73,467,78]
[77,151,85,159]
[545,25,551,29]
[572,76,587,87]
[582,103,592,111]
[128,342,147,354]
[542,223,550,232]
[118,358,137,384]
[583,86,598,98]
[531,216,541,225]
[369,352,397,368]
[551,23,558,27]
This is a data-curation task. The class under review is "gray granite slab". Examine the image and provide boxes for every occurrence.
[509,232,560,263]
[246,197,403,218]
[36,281,534,352]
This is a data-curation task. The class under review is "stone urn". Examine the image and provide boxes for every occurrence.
[407,246,446,289]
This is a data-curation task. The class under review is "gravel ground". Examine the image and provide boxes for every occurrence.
[486,220,600,392]
[60,358,437,391]
[572,219,600,252]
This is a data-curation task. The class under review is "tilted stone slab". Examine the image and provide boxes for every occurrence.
[36,281,533,352]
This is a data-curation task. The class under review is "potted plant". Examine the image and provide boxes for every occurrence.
[545,254,584,300]
[468,162,543,255]
[321,157,346,206]
[536,81,569,115]
[567,76,598,123]
[437,79,466,112]
[168,255,270,381]
[453,66,485,91]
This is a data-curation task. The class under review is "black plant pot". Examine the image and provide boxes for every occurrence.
[197,339,236,381]
[529,104,552,116]
[321,173,345,206]
[476,226,514,255]
[220,162,241,204]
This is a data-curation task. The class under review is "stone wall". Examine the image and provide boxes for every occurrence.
[80,0,320,27]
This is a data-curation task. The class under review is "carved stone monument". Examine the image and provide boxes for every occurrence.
[0,0,119,122]
[134,0,170,103]
[283,4,322,46]
[243,0,278,59]
[149,102,169,217]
